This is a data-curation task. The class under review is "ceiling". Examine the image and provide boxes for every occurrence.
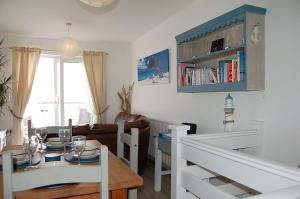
[0,0,195,42]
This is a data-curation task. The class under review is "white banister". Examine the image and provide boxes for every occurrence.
[248,185,300,199]
[171,124,300,199]
[170,125,189,199]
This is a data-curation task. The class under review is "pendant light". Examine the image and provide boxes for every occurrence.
[56,23,80,59]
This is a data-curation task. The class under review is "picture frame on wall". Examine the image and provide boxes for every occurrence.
[137,49,170,85]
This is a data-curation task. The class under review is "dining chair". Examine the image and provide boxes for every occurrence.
[117,122,139,199]
[2,145,109,199]
[28,119,73,137]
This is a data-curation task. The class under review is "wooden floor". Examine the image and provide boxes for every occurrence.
[137,162,171,199]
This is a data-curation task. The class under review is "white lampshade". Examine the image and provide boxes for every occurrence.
[80,0,115,8]
[56,36,80,59]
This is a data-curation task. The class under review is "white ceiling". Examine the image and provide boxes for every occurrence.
[0,0,195,42]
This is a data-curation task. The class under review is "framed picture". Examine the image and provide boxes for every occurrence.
[137,49,169,85]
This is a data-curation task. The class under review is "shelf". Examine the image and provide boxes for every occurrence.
[175,4,266,93]
[177,82,246,93]
[180,45,244,64]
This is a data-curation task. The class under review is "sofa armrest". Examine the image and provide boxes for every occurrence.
[91,124,118,134]
[72,124,92,136]
[124,119,149,131]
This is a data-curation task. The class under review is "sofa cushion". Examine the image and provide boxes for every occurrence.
[114,112,142,123]
[124,118,149,131]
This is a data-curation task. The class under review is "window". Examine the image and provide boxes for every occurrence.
[24,55,93,127]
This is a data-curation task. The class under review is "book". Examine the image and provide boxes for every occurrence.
[232,59,236,82]
[224,62,228,83]
[239,51,245,81]
[216,67,219,83]
[237,52,240,82]
[218,60,226,83]
[209,68,217,83]
[228,62,233,82]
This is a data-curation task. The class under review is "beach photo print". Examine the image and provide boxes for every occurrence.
[137,49,170,85]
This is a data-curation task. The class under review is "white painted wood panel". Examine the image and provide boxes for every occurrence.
[171,124,300,199]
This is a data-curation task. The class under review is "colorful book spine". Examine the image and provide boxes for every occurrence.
[218,60,225,83]
[237,52,240,82]
[216,67,219,83]
[228,62,232,82]
[239,51,245,81]
[232,59,236,82]
[224,62,228,83]
[179,50,246,87]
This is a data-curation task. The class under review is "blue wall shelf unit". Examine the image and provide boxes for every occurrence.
[175,5,266,93]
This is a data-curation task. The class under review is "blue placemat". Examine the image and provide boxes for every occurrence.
[46,145,64,151]
[46,144,71,151]
[45,153,61,162]
[64,154,100,163]
[0,155,41,170]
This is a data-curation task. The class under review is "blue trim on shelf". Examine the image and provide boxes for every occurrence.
[175,4,266,45]
[177,82,247,93]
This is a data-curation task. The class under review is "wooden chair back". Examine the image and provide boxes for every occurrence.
[2,145,109,199]
[117,122,139,199]
[28,119,73,138]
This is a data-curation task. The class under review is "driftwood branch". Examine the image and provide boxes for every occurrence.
[117,82,134,113]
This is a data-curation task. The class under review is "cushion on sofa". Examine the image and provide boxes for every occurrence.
[124,118,149,132]
[114,112,142,123]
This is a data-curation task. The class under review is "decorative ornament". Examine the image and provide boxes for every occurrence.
[250,24,262,44]
[223,93,234,132]
[117,82,134,113]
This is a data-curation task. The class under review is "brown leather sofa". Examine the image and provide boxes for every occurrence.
[72,112,150,174]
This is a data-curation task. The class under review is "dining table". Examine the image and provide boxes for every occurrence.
[0,140,143,199]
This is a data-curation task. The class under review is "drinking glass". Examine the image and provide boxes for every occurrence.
[23,136,39,170]
[72,135,86,165]
[35,128,47,151]
[58,129,71,155]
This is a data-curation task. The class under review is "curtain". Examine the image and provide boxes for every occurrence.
[11,47,41,145]
[83,51,107,124]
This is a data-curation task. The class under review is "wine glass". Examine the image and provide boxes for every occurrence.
[23,136,39,170]
[72,135,86,165]
[35,128,47,152]
[58,129,71,155]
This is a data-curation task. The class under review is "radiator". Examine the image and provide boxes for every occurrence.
[149,118,175,168]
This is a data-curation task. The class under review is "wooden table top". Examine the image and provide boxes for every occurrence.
[0,140,143,199]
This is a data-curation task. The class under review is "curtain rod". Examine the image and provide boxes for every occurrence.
[2,47,109,55]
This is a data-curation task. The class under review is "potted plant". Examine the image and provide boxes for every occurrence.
[0,38,11,113]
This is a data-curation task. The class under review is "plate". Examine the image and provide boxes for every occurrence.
[0,155,41,169]
[15,155,30,165]
[81,145,98,156]
[0,149,28,163]
[80,152,99,160]
[43,183,75,189]
[64,153,100,163]
[46,137,64,147]
[46,144,64,151]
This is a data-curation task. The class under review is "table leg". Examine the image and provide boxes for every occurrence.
[111,189,127,199]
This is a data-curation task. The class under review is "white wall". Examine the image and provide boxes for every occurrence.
[132,0,300,167]
[0,35,132,129]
